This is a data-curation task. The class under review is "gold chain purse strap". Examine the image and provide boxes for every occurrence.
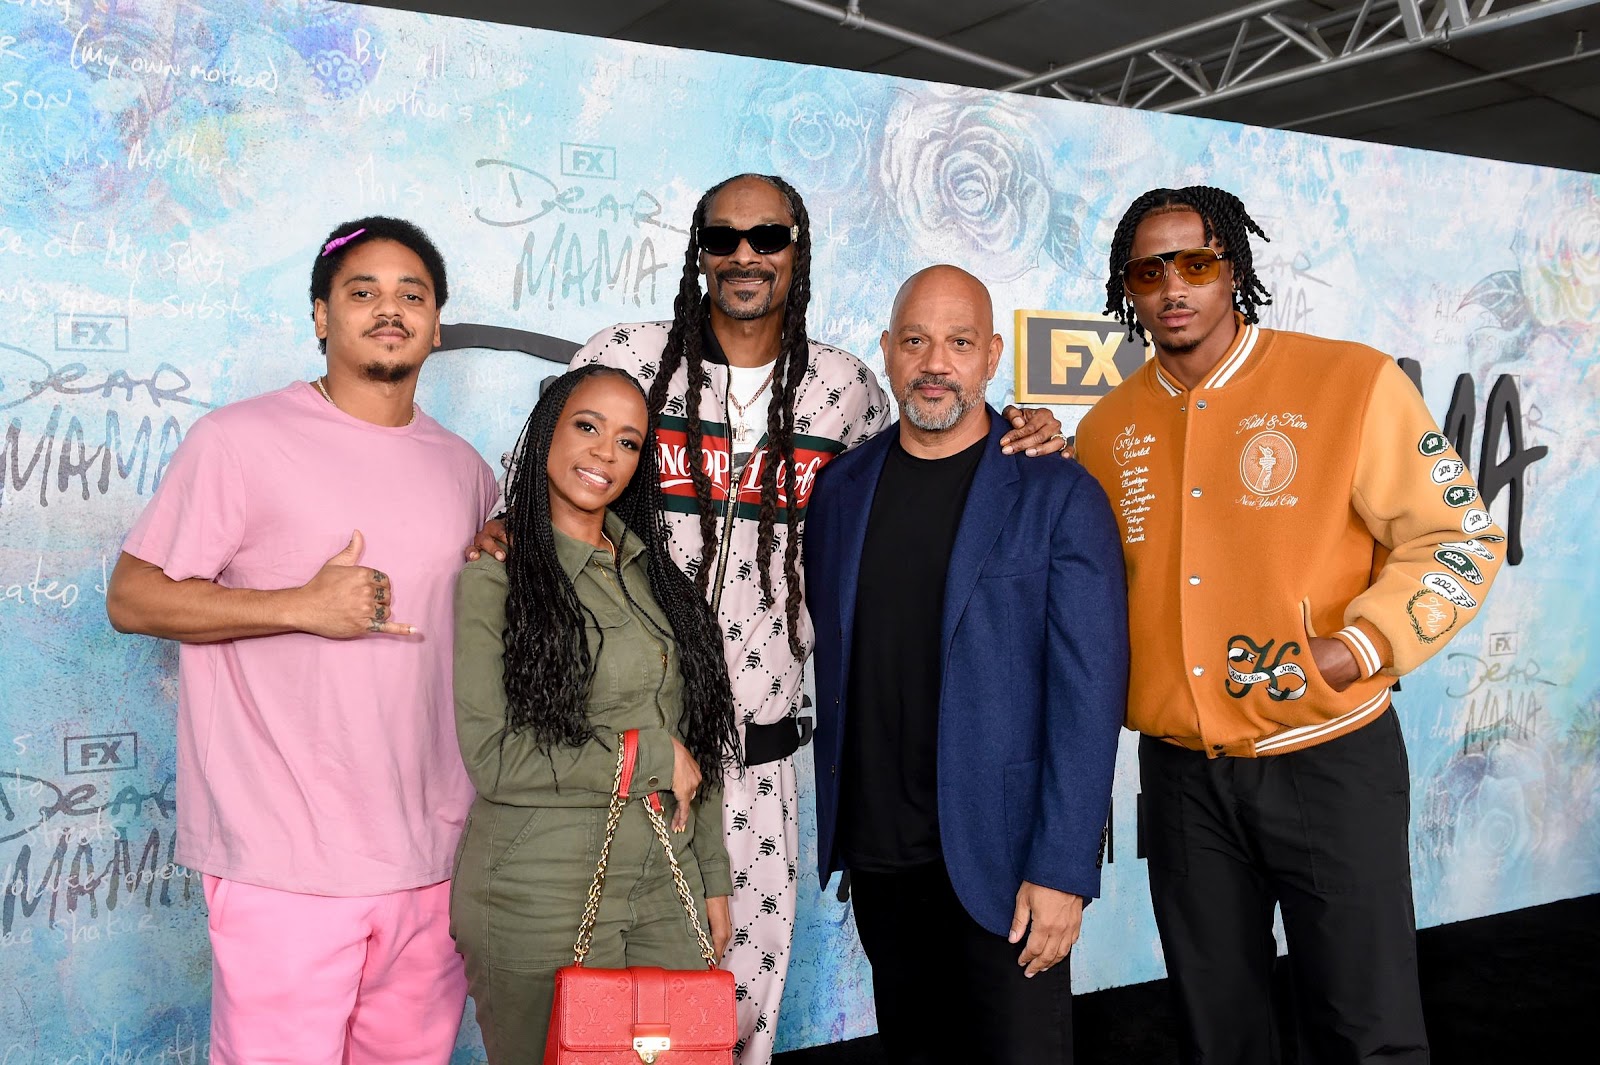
[571,730,718,969]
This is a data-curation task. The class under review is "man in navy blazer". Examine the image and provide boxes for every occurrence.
[805,265,1130,1064]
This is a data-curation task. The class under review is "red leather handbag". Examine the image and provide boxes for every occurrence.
[545,728,737,1064]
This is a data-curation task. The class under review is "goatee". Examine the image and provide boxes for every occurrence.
[360,361,418,384]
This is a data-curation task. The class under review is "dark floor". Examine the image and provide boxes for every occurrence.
[774,893,1600,1063]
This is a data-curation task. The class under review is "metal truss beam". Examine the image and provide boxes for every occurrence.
[1000,0,1302,92]
[1282,35,1597,127]
[1004,0,1600,113]
[770,0,1080,98]
[771,0,1600,118]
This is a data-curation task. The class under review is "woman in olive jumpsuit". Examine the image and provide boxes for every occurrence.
[451,365,739,1064]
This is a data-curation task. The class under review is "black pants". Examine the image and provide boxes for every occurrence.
[1140,708,1429,1065]
[850,861,1073,1065]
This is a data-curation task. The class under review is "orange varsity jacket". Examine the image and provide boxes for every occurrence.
[1076,317,1504,757]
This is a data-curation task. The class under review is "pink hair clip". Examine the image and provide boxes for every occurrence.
[321,228,366,256]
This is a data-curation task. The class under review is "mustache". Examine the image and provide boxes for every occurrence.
[716,267,776,284]
[908,374,960,392]
[1160,301,1192,313]
[364,317,414,337]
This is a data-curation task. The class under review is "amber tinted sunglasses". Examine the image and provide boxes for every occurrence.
[1122,247,1231,295]
[696,224,799,256]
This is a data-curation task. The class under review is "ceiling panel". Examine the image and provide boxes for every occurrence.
[347,0,1600,173]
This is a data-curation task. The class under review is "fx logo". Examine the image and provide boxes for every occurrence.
[1014,311,1151,405]
[55,313,129,353]
[560,142,616,180]
[1487,632,1518,657]
[64,732,139,774]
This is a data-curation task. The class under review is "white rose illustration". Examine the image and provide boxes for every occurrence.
[878,88,1053,282]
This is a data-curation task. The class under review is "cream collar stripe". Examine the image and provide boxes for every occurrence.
[1150,317,1261,396]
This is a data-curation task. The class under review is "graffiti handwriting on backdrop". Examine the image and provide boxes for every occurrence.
[469,157,682,313]
[1,344,206,509]
[1,767,193,940]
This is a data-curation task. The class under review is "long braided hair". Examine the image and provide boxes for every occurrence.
[1104,186,1273,342]
[501,365,738,788]
[648,173,813,659]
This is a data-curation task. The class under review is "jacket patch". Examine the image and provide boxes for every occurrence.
[1434,548,1486,585]
[1431,458,1466,483]
[1462,508,1495,535]
[1422,571,1478,609]
[1443,484,1479,508]
[1439,538,1496,561]
[1239,430,1298,497]
[1225,635,1308,701]
[1418,431,1449,457]
[1406,589,1458,643]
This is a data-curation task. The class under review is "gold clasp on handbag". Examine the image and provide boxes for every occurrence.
[632,1035,670,1063]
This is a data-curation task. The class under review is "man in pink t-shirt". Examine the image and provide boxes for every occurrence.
[108,217,498,1065]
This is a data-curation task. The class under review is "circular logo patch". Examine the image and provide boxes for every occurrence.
[1239,430,1298,496]
[1406,590,1458,643]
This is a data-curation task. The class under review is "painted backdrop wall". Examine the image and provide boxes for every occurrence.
[2,0,1597,1059]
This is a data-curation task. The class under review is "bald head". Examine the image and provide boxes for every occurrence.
[890,264,995,337]
[881,264,1004,457]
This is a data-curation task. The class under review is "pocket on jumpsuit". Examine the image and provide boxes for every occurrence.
[484,806,602,971]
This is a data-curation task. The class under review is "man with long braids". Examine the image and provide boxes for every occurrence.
[108,217,500,1063]
[1075,187,1505,1064]
[473,172,1067,1062]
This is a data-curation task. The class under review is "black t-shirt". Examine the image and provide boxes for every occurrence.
[840,434,986,872]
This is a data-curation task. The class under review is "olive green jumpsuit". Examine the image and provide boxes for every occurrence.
[450,512,731,1064]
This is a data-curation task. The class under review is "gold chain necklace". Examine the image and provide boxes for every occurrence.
[314,375,415,426]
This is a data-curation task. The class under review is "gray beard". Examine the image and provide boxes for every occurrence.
[902,391,977,432]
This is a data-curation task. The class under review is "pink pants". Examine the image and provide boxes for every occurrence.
[204,875,467,1065]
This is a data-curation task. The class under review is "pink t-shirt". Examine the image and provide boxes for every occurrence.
[123,382,498,896]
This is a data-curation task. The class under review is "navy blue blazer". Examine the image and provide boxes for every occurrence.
[806,409,1130,935]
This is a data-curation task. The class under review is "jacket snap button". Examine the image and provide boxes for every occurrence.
[1192,666,1205,677]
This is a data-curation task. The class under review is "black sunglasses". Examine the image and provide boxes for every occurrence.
[696,224,799,257]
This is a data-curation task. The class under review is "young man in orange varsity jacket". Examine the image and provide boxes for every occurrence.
[1076,187,1504,1065]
